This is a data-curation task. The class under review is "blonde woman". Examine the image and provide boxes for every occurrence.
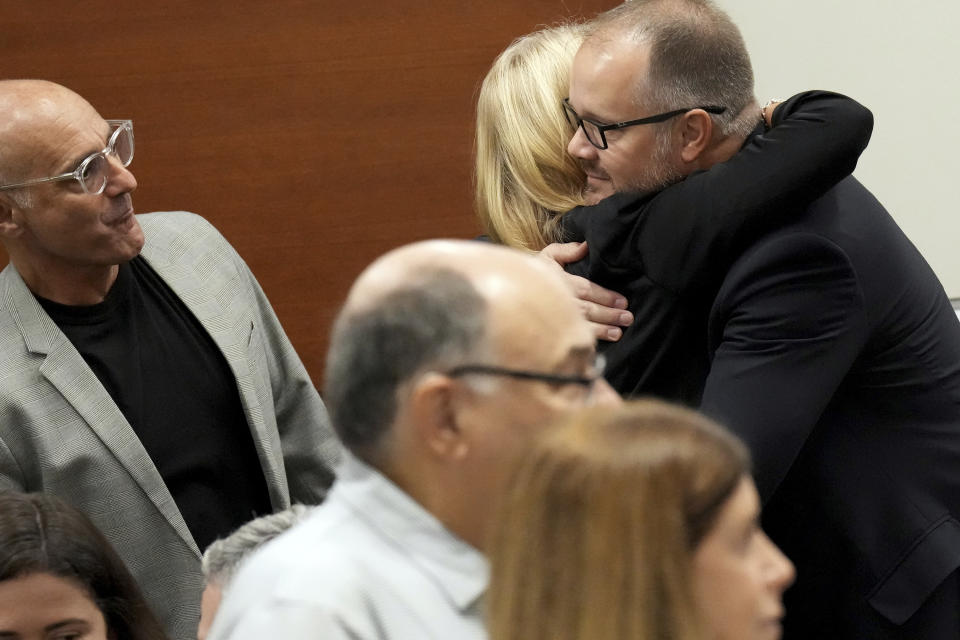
[487,400,795,640]
[475,24,586,251]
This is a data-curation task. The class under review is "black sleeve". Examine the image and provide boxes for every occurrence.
[699,232,867,501]
[572,91,873,295]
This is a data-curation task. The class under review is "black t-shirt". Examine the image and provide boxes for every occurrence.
[39,257,272,551]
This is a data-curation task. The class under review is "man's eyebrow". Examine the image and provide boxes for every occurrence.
[568,345,595,358]
[582,110,614,125]
[572,102,617,125]
[555,345,596,370]
[56,127,110,174]
[55,152,88,175]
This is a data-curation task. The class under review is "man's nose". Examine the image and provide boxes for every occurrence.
[104,156,138,195]
[567,125,598,161]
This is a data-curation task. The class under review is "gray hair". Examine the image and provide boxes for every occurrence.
[201,505,314,588]
[0,160,33,210]
[324,267,488,461]
[0,189,32,210]
[0,124,33,210]
[590,0,757,139]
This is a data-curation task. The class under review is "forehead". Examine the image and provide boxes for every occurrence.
[710,476,759,534]
[486,274,594,365]
[569,36,651,119]
[0,571,104,624]
[18,99,109,170]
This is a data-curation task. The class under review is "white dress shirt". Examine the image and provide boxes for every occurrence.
[209,451,489,640]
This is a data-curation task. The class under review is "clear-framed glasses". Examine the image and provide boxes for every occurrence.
[446,352,607,399]
[562,98,726,150]
[0,119,134,196]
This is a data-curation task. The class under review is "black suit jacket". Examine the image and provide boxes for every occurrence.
[701,177,960,637]
[563,91,960,635]
[563,91,872,403]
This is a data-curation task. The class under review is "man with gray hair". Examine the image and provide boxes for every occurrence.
[562,0,960,637]
[209,239,619,640]
[197,505,315,640]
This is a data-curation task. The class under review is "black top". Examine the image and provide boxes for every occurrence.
[560,90,874,403]
[39,256,271,551]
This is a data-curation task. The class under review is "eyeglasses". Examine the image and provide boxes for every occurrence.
[446,352,607,393]
[0,120,134,196]
[562,98,726,150]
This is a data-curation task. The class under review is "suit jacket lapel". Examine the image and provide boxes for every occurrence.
[138,213,287,508]
[2,265,199,555]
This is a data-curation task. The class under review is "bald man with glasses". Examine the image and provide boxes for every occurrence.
[209,239,620,640]
[0,80,339,640]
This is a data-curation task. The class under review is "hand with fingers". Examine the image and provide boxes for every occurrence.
[538,241,633,341]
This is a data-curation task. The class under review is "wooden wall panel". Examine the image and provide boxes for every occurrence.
[0,0,615,384]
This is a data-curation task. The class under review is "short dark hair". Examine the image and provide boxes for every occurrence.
[0,491,168,640]
[590,0,756,138]
[324,268,488,459]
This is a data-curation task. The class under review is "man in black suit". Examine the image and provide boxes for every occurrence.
[564,1,960,637]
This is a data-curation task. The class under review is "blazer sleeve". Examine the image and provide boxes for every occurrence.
[699,232,868,502]
[230,249,342,504]
[632,90,873,293]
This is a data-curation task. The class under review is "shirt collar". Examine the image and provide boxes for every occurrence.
[332,452,489,612]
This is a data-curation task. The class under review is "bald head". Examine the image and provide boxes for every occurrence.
[0,80,93,119]
[343,239,571,315]
[0,80,100,184]
[324,240,585,461]
[326,240,616,549]
[0,79,141,304]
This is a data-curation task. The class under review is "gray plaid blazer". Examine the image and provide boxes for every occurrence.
[0,211,341,640]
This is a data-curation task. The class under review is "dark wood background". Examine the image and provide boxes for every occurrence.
[1,0,614,385]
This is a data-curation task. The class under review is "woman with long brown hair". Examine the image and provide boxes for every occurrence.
[487,400,794,640]
[0,491,168,640]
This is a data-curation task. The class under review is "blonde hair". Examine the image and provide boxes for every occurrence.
[474,24,587,251]
[487,399,750,640]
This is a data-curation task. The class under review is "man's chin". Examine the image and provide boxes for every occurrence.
[118,220,146,262]
[583,181,614,205]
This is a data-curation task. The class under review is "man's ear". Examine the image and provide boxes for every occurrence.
[0,196,25,239]
[677,108,715,164]
[409,373,470,461]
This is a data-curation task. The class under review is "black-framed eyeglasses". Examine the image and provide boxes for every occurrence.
[562,98,726,150]
[0,119,134,196]
[446,353,606,391]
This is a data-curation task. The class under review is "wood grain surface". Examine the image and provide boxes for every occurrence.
[0,0,615,384]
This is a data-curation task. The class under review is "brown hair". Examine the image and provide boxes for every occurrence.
[487,399,749,640]
[0,491,168,640]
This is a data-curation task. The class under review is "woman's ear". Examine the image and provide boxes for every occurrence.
[678,108,715,164]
